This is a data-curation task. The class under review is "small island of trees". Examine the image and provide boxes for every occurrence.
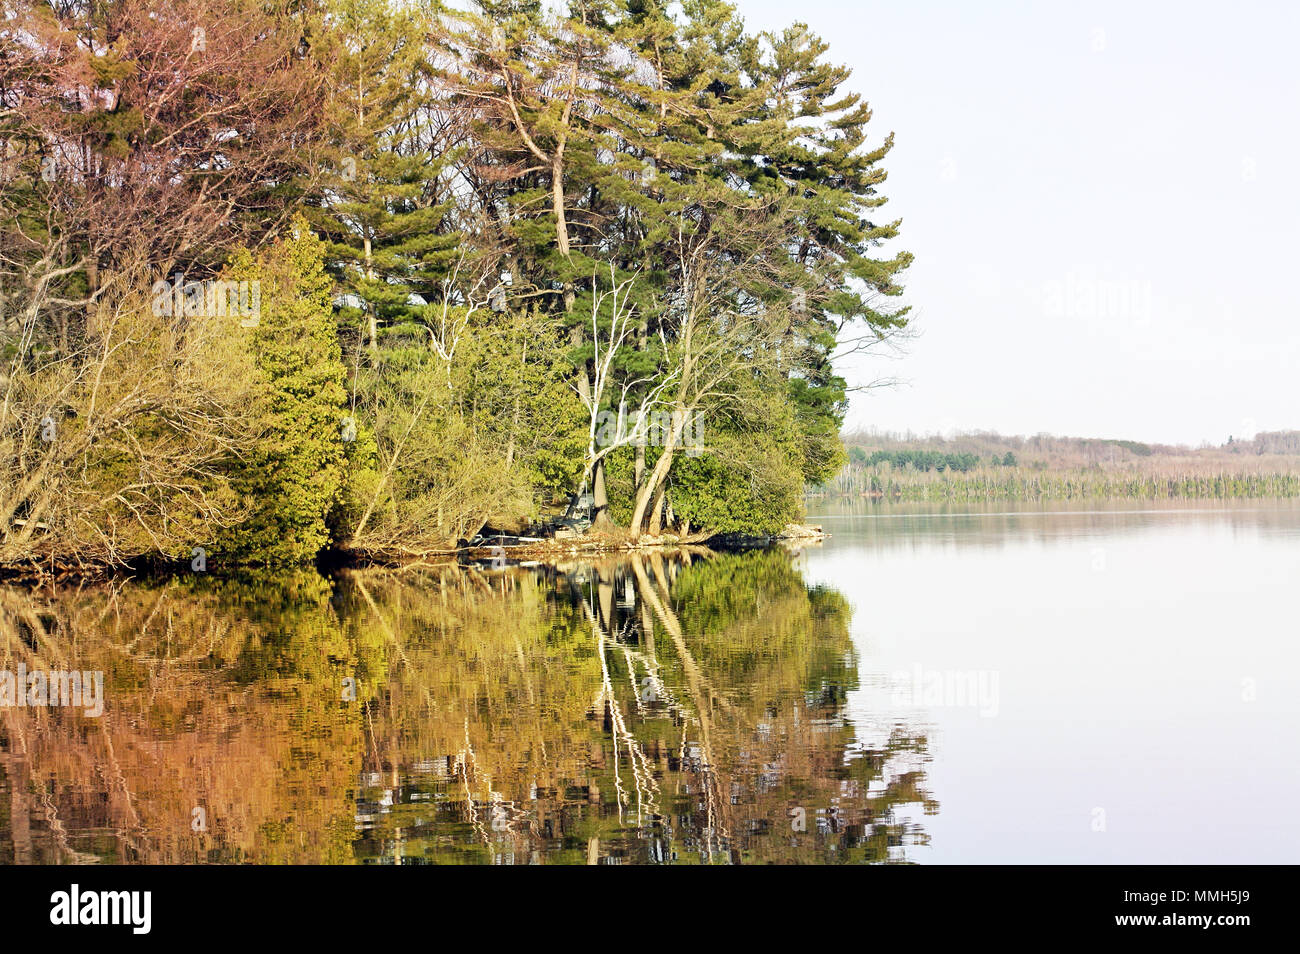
[0,0,910,571]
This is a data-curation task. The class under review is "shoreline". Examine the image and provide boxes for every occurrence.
[0,524,829,586]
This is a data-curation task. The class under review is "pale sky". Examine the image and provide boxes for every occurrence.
[740,0,1300,445]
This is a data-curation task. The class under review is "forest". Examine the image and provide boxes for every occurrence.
[819,429,1300,502]
[0,0,910,570]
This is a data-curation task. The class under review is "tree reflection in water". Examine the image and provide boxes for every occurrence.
[0,550,933,864]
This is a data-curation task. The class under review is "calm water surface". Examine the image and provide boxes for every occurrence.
[1,500,1295,863]
[804,498,1300,863]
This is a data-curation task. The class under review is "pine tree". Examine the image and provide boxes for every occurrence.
[222,218,350,565]
[431,0,911,531]
[308,0,461,358]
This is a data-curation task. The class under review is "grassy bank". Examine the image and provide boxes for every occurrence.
[812,468,1300,502]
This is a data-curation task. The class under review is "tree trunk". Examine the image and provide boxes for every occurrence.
[552,157,570,259]
[364,236,377,356]
[630,399,691,531]
[85,259,99,337]
[630,420,681,531]
[647,482,667,535]
[591,458,611,527]
[634,430,646,488]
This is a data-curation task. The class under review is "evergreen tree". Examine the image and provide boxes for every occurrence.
[308,0,462,357]
[222,219,350,565]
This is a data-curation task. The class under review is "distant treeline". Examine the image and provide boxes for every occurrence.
[818,429,1300,501]
[1229,431,1300,455]
[850,448,1016,472]
[817,471,1300,502]
[842,429,1300,466]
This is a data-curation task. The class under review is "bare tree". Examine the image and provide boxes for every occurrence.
[573,267,674,521]
[0,260,262,568]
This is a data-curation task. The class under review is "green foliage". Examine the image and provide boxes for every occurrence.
[307,0,461,346]
[221,220,350,564]
[339,333,529,550]
[672,448,804,535]
[429,0,910,533]
[1,0,920,565]
[671,386,806,534]
[459,307,588,500]
[865,449,983,473]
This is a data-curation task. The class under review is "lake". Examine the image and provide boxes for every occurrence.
[1,499,1296,864]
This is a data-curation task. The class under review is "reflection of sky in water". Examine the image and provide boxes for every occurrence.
[805,500,1300,863]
